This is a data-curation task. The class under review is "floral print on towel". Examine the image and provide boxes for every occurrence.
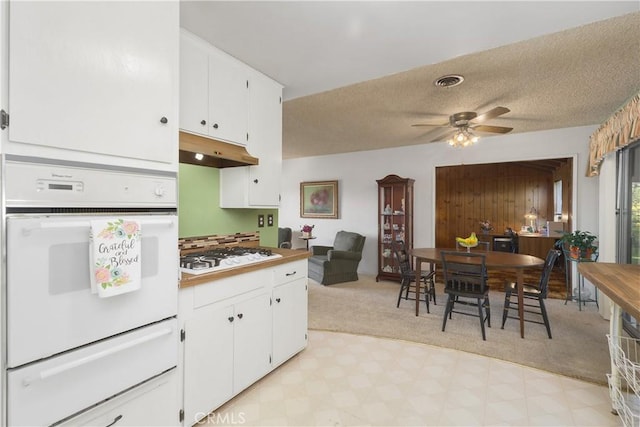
[94,261,131,290]
[92,219,141,291]
[97,219,140,239]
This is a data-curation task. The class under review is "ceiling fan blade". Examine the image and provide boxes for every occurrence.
[427,128,456,143]
[411,122,449,127]
[411,122,448,128]
[472,124,513,134]
[472,106,510,124]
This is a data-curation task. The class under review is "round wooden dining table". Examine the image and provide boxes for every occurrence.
[409,248,545,338]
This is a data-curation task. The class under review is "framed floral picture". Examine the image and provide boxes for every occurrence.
[300,180,339,219]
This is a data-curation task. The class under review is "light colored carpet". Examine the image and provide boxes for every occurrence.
[307,274,611,386]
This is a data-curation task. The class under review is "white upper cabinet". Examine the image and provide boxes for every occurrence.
[219,71,283,208]
[179,33,209,137]
[6,1,179,171]
[0,0,7,150]
[248,70,283,206]
[179,30,248,146]
[179,29,283,207]
[208,49,249,145]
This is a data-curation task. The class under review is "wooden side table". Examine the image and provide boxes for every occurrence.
[299,236,316,251]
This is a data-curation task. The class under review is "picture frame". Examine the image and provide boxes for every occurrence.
[300,180,339,219]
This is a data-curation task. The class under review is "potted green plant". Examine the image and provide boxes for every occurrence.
[557,230,598,260]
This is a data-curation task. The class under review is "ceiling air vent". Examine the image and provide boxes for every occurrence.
[434,74,464,88]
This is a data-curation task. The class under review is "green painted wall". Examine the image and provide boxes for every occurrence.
[178,163,279,247]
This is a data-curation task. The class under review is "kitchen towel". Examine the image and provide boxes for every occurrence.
[89,218,142,298]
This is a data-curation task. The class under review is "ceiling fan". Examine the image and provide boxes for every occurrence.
[412,106,513,145]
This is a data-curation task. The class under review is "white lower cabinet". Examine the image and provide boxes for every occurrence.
[182,291,270,426]
[232,293,272,393]
[182,304,234,426]
[179,260,308,426]
[272,262,308,368]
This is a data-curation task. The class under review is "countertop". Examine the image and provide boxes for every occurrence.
[578,263,640,320]
[179,248,310,289]
[519,233,563,238]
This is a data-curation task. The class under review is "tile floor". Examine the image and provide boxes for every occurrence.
[201,330,621,426]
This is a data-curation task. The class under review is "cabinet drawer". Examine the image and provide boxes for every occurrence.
[273,260,307,286]
[58,369,179,426]
[8,319,178,426]
[192,269,266,309]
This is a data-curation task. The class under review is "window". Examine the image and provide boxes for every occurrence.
[553,180,563,221]
[617,141,640,337]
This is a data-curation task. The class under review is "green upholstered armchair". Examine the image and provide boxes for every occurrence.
[308,231,366,285]
[278,227,292,249]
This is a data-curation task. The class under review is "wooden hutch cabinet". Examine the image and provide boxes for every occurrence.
[376,174,414,282]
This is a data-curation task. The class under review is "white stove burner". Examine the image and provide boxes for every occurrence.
[181,253,283,275]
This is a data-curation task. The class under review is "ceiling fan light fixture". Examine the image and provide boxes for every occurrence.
[434,74,464,88]
[447,127,479,148]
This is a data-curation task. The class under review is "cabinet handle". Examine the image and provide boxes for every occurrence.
[213,123,219,129]
[253,179,259,184]
[160,116,168,124]
[276,298,281,303]
[285,271,296,276]
[105,415,123,427]
[237,313,243,319]
[228,316,234,323]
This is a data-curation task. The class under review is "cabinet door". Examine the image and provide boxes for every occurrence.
[272,278,308,367]
[233,292,271,394]
[179,32,209,136]
[248,71,283,206]
[183,304,234,426]
[208,49,248,145]
[8,1,178,165]
[218,72,282,208]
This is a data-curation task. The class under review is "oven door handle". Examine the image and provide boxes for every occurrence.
[22,327,173,387]
[22,218,175,235]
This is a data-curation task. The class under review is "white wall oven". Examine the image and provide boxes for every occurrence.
[3,156,179,426]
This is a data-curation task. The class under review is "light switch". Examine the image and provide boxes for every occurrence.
[258,214,264,228]
[267,214,274,227]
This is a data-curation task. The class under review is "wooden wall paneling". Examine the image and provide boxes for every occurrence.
[435,159,572,249]
[495,175,504,232]
[506,173,517,232]
[514,178,524,230]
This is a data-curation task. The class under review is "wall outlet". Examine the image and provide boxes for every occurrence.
[258,214,264,228]
[267,214,274,227]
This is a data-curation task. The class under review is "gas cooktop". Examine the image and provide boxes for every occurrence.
[180,246,282,275]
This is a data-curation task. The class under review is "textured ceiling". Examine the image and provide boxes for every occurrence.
[181,2,640,159]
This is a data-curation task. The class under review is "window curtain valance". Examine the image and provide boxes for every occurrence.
[587,92,640,177]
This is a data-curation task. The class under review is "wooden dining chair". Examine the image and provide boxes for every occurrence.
[392,240,436,312]
[501,249,560,338]
[440,251,491,340]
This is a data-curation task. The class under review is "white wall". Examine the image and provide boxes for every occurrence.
[280,125,600,277]
[596,153,618,319]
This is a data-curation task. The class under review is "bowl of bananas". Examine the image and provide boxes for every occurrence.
[455,232,479,252]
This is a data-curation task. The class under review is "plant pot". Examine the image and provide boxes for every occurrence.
[569,246,593,260]
[302,232,311,238]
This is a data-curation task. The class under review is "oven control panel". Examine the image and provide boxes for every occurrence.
[36,179,85,193]
[5,158,177,208]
